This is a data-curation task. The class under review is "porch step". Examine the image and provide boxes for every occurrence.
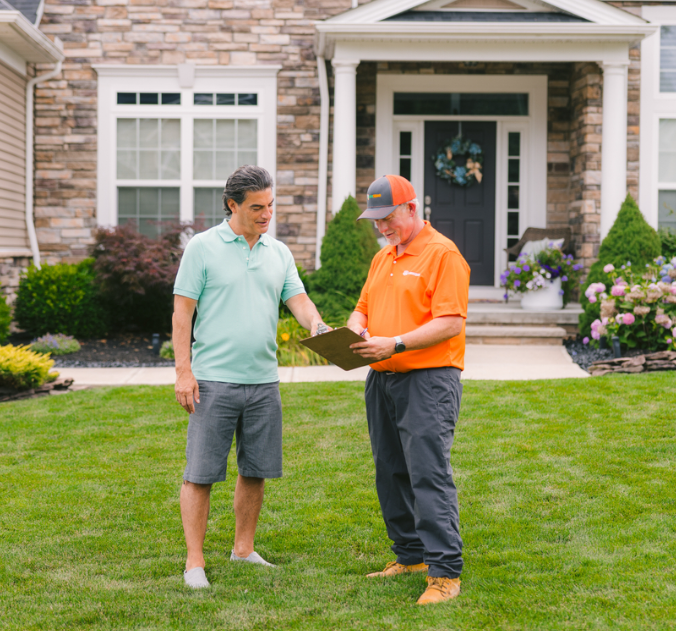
[465,325,568,345]
[466,302,582,336]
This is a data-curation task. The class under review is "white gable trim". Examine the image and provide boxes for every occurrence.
[325,0,646,25]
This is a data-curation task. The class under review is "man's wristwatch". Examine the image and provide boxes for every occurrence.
[394,336,406,354]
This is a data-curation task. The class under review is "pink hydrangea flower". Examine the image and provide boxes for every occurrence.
[622,313,635,325]
[601,317,609,326]
[611,285,626,297]
[591,330,600,340]
[588,295,597,303]
[583,337,590,345]
[603,263,615,273]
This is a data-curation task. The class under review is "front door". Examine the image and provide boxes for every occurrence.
[424,121,496,285]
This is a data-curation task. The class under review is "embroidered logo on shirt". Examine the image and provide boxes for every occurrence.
[403,270,421,277]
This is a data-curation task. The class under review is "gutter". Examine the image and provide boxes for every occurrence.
[26,37,63,269]
[315,55,329,271]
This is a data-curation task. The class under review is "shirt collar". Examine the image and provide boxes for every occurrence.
[389,221,433,258]
[217,219,269,246]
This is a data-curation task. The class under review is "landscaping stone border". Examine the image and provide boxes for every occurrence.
[0,377,75,403]
[589,351,676,376]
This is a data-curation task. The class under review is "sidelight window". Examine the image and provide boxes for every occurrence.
[506,132,521,260]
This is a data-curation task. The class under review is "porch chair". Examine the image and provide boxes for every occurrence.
[504,227,573,258]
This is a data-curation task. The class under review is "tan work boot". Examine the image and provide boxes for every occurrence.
[366,560,428,578]
[416,576,461,605]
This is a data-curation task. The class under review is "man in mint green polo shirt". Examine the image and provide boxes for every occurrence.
[173,165,327,589]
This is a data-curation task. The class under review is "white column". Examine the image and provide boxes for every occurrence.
[600,61,629,238]
[331,59,359,214]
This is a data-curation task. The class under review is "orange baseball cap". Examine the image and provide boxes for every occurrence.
[357,175,416,220]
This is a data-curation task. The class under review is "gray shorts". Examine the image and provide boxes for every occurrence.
[183,380,283,484]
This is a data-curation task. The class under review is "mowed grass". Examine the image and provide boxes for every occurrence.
[1,374,676,630]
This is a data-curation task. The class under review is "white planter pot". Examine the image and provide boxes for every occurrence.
[520,277,563,311]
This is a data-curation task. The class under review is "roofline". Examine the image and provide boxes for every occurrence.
[0,10,64,62]
[315,21,657,58]
[324,0,647,26]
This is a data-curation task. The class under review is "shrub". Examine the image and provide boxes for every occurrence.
[585,256,676,351]
[276,316,329,367]
[0,293,10,344]
[14,259,108,338]
[660,227,676,259]
[92,222,192,333]
[30,333,81,356]
[309,196,380,324]
[0,344,56,390]
[579,195,662,337]
[159,340,174,360]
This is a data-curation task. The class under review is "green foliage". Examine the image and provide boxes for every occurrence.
[276,316,328,367]
[159,340,174,360]
[0,292,10,344]
[309,196,379,324]
[659,227,676,259]
[14,259,108,338]
[0,344,56,390]
[30,333,81,356]
[580,195,661,336]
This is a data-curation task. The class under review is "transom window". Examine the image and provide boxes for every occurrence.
[117,92,181,105]
[194,93,258,106]
[394,92,528,116]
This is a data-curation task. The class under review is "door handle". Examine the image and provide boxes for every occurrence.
[424,206,431,220]
[424,195,431,204]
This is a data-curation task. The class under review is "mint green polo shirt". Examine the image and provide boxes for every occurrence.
[173,220,305,384]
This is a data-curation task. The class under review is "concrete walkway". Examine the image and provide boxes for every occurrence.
[55,344,588,387]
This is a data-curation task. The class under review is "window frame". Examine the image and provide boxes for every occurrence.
[94,65,280,236]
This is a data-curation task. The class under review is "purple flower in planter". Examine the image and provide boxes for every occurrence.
[523,264,530,272]
[503,293,509,300]
[514,267,522,274]
[514,280,521,288]
[559,290,564,295]
[583,337,590,345]
[562,276,568,282]
[573,264,582,271]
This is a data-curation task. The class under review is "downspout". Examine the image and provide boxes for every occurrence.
[315,55,329,270]
[26,44,63,270]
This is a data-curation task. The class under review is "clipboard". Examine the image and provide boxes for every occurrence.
[300,327,373,371]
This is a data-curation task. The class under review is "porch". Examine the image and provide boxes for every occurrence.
[314,0,655,285]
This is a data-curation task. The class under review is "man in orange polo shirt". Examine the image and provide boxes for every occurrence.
[347,174,470,606]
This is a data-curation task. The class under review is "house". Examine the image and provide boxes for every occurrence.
[1,0,675,300]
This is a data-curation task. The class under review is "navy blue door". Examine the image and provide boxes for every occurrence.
[424,121,496,285]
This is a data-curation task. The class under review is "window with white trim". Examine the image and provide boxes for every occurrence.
[658,119,676,232]
[95,66,279,236]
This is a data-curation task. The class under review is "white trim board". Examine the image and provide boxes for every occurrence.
[94,65,279,236]
[639,5,676,229]
[376,74,547,287]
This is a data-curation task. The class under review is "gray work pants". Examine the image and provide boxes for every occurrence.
[364,366,463,578]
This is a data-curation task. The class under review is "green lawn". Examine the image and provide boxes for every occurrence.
[1,375,676,630]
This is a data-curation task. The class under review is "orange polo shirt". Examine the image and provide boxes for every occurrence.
[355,222,470,372]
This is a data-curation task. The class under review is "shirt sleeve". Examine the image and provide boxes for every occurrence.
[354,257,376,315]
[174,235,206,300]
[429,250,470,319]
[281,250,306,303]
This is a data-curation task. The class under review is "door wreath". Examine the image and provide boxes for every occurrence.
[433,133,483,188]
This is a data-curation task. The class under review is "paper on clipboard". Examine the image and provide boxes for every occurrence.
[300,327,373,371]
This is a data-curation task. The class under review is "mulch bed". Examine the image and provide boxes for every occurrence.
[563,338,648,374]
[8,333,174,368]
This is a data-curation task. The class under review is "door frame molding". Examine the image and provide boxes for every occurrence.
[376,74,547,287]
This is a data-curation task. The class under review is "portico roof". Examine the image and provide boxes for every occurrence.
[315,0,656,62]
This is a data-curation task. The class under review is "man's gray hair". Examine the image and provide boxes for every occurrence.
[395,198,420,215]
[222,165,273,218]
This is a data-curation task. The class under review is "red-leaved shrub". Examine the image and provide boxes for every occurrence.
[91,222,196,332]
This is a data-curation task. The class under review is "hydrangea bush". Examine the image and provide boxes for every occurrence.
[500,246,583,306]
[30,333,81,356]
[585,256,676,351]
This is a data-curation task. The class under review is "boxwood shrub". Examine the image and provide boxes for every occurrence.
[14,259,108,338]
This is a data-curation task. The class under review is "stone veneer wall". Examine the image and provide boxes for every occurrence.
[35,0,359,273]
